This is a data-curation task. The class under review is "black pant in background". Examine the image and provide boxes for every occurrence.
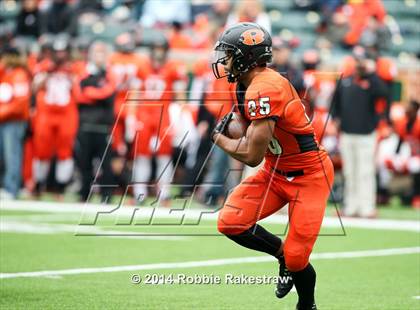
[77,129,114,202]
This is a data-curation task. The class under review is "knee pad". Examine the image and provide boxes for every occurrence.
[217,215,249,235]
[283,251,309,272]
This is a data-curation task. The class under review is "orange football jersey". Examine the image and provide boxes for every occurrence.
[142,60,187,103]
[0,66,31,122]
[35,63,75,114]
[134,60,187,121]
[233,67,328,171]
[108,52,149,117]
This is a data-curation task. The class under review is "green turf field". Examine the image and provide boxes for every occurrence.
[1,201,419,309]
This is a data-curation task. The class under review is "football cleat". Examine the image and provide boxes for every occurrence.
[275,256,294,298]
[296,302,317,310]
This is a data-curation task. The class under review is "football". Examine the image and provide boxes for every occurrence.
[225,112,249,139]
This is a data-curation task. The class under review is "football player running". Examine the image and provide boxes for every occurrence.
[212,23,334,310]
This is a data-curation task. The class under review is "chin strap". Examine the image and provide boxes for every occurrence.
[227,72,241,83]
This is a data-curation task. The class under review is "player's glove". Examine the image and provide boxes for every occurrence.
[211,112,233,142]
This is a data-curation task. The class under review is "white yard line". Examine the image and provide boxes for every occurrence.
[1,247,418,279]
[1,200,419,232]
[0,220,187,240]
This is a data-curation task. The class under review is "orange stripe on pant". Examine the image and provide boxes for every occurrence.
[217,157,334,272]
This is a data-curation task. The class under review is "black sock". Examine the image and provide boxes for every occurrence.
[291,263,316,309]
[225,224,282,257]
[56,182,66,194]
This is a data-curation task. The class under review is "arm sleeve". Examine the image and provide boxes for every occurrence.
[75,73,116,103]
[82,83,115,100]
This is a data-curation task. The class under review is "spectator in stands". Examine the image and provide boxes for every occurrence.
[293,0,323,11]
[359,16,391,52]
[140,0,190,28]
[317,10,348,48]
[341,0,386,48]
[317,0,344,32]
[16,0,42,38]
[40,0,77,36]
[332,52,387,218]
[226,0,271,33]
[74,0,103,13]
[0,46,31,199]
[207,0,231,29]
[270,37,304,93]
[74,40,116,202]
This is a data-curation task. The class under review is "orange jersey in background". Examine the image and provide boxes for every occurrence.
[136,60,187,121]
[33,63,78,160]
[108,52,149,153]
[302,70,339,144]
[108,52,149,118]
[0,66,31,122]
[35,63,75,114]
[143,60,187,102]
[133,60,188,156]
[340,56,396,81]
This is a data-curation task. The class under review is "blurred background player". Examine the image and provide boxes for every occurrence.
[301,49,340,154]
[0,0,418,213]
[27,34,55,75]
[0,46,31,199]
[270,36,304,94]
[377,77,420,208]
[74,40,116,202]
[32,34,77,196]
[131,35,187,204]
[108,32,147,157]
[201,72,236,206]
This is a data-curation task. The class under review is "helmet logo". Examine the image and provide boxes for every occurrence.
[240,29,265,46]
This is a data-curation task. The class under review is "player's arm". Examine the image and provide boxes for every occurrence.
[213,118,275,167]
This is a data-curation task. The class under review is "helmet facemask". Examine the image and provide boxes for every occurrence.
[212,41,271,83]
[212,42,243,83]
